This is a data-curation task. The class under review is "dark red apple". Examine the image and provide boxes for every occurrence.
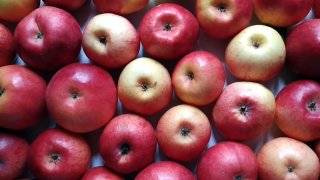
[42,0,87,11]
[314,0,320,17]
[0,23,15,66]
[81,166,123,180]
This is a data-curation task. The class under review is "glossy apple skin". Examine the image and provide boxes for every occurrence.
[0,0,39,22]
[286,19,320,78]
[257,137,319,180]
[0,132,29,180]
[135,161,195,180]
[118,57,172,115]
[46,63,117,133]
[253,0,313,27]
[172,51,225,106]
[196,0,253,39]
[213,81,275,141]
[93,0,148,15]
[28,128,91,180]
[82,166,124,180]
[99,114,157,174]
[314,0,320,17]
[43,0,87,11]
[0,23,15,66]
[14,6,82,72]
[0,65,46,130]
[156,104,211,162]
[82,13,140,69]
[275,80,320,141]
[139,3,199,60]
[197,141,258,180]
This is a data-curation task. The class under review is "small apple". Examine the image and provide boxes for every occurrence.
[99,114,157,174]
[139,3,199,60]
[225,25,286,81]
[42,0,87,11]
[82,13,140,69]
[0,23,15,66]
[314,0,320,17]
[81,166,123,180]
[118,57,172,115]
[0,0,40,22]
[93,0,149,15]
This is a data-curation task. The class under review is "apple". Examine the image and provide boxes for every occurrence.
[0,132,29,180]
[93,0,149,15]
[46,63,117,133]
[0,65,46,130]
[118,57,172,115]
[213,81,275,141]
[0,0,39,22]
[172,50,225,106]
[197,141,258,180]
[135,161,195,180]
[285,19,320,78]
[42,0,87,11]
[253,0,313,27]
[156,104,211,162]
[82,166,123,180]
[99,114,157,174]
[196,0,253,39]
[314,0,320,17]
[275,80,320,142]
[14,6,82,72]
[82,13,140,69]
[28,128,91,179]
[139,3,199,60]
[257,137,319,180]
[0,23,15,67]
[225,25,286,81]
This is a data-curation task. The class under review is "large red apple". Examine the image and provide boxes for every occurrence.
[314,0,320,17]
[196,0,253,39]
[99,114,157,174]
[197,141,258,180]
[172,50,225,106]
[46,63,117,133]
[275,80,320,141]
[257,137,319,180]
[42,0,87,11]
[0,23,15,66]
[81,166,123,180]
[0,0,39,22]
[139,3,199,60]
[93,0,149,15]
[0,65,46,130]
[14,6,82,72]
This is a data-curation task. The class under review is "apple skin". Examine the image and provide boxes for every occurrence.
[156,104,211,162]
[196,0,253,39]
[0,0,40,22]
[14,6,82,72]
[213,81,275,141]
[172,50,225,106]
[253,0,313,27]
[82,13,140,69]
[225,25,286,81]
[81,166,123,180]
[0,23,15,66]
[257,137,319,180]
[285,19,320,78]
[197,141,258,180]
[275,80,320,142]
[46,63,117,133]
[135,161,195,180]
[93,0,148,15]
[314,0,320,18]
[42,0,87,11]
[0,65,46,130]
[118,57,172,115]
[139,3,199,60]
[0,132,29,180]
[28,128,91,180]
[99,114,157,174]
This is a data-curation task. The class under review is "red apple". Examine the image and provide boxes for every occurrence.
[156,104,211,162]
[28,128,91,180]
[172,50,225,106]
[42,0,87,11]
[0,132,29,180]
[275,80,320,142]
[257,137,319,180]
[314,0,320,17]
[82,166,123,180]
[0,0,40,22]
[135,161,195,180]
[99,114,157,174]
[82,13,140,69]
[197,141,258,180]
[0,23,15,66]
[93,0,149,15]
[14,6,82,71]
[46,63,117,133]
[139,3,199,60]
[253,0,313,27]
[0,65,46,130]
[196,0,253,39]
[213,81,275,141]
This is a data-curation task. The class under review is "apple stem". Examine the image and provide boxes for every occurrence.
[163,23,173,31]
[308,101,317,111]
[0,88,4,96]
[120,144,131,155]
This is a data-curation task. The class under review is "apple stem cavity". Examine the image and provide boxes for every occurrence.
[187,72,194,80]
[141,83,149,92]
[49,152,61,164]
[36,32,44,39]
[217,4,227,13]
[120,143,131,155]
[308,101,317,111]
[99,36,107,46]
[71,92,79,99]
[0,88,4,96]
[234,175,243,180]
[163,23,173,31]
[180,128,190,136]
[239,105,248,116]
[252,41,261,49]
[288,165,294,173]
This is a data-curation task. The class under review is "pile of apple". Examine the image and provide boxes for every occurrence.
[0,0,320,179]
